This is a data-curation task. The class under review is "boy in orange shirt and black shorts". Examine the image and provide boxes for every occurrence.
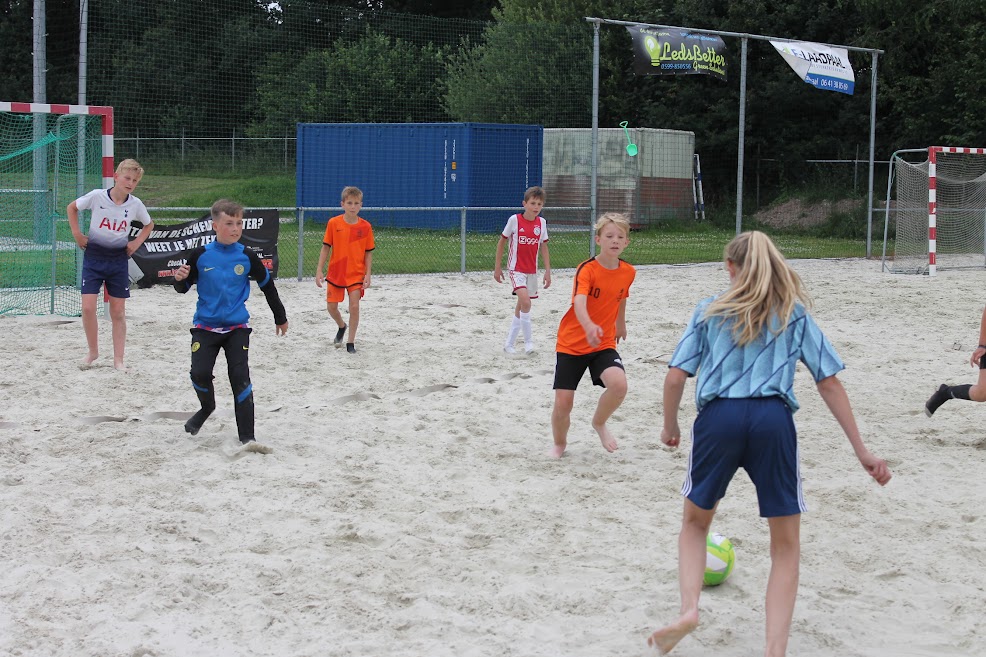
[315,186,375,354]
[550,213,636,458]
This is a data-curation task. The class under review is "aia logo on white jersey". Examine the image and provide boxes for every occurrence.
[98,217,129,232]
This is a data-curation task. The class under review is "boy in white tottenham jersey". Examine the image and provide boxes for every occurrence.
[67,159,154,370]
[493,186,552,355]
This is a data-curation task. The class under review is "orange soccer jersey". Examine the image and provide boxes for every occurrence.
[322,214,375,287]
[555,257,636,355]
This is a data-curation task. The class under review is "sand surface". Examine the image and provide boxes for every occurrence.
[1,258,983,656]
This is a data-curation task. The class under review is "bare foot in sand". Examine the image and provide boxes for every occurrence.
[647,610,699,655]
[82,351,98,367]
[593,423,618,452]
[549,444,566,458]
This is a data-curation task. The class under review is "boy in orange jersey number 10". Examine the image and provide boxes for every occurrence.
[550,213,635,458]
[315,186,375,354]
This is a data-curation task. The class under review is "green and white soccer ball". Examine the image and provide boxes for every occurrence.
[704,532,735,586]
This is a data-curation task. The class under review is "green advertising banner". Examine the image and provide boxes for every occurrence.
[626,26,727,81]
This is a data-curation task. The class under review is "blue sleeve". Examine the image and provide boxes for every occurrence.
[669,301,709,376]
[797,311,845,381]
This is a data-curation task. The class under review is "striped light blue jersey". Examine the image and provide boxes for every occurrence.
[669,296,844,412]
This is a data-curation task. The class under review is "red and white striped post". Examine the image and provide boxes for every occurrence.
[0,102,114,188]
[928,146,986,276]
[2,102,116,313]
[928,146,938,276]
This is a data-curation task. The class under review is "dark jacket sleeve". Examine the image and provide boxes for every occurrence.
[173,247,205,294]
[246,249,287,326]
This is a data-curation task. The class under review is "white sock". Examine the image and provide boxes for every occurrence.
[520,311,533,345]
[505,315,522,348]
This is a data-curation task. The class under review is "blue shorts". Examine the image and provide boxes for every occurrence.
[553,349,624,390]
[81,255,130,298]
[682,397,806,518]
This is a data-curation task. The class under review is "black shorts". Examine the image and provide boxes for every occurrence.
[81,255,130,298]
[553,349,624,390]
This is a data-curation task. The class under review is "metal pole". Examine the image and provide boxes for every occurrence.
[694,154,706,221]
[75,0,88,308]
[590,20,600,257]
[297,208,305,281]
[866,52,880,258]
[52,117,65,313]
[77,0,87,198]
[880,153,895,272]
[735,37,748,235]
[460,207,467,274]
[33,0,48,245]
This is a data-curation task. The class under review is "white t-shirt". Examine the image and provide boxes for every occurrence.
[501,213,548,274]
[75,188,151,258]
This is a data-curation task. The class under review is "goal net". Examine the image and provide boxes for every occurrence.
[883,146,986,275]
[0,102,114,315]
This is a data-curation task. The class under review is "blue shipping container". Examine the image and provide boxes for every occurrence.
[296,123,543,232]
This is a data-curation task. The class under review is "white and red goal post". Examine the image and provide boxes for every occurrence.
[0,102,114,189]
[883,146,986,275]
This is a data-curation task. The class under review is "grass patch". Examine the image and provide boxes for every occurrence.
[271,222,869,279]
[137,173,296,211]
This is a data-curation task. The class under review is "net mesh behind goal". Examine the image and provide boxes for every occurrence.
[0,110,104,315]
[889,147,986,274]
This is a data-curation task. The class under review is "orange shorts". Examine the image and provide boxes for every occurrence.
[326,282,364,303]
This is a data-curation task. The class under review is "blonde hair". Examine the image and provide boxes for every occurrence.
[341,186,363,202]
[211,199,244,219]
[115,158,144,178]
[704,231,811,346]
[594,212,631,237]
[523,186,545,202]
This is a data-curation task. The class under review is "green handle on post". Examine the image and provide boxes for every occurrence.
[620,121,638,156]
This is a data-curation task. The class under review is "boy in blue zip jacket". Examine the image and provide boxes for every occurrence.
[173,199,288,446]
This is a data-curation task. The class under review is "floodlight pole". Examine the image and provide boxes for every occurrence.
[590,21,600,257]
[78,0,89,199]
[33,0,48,244]
[736,37,748,235]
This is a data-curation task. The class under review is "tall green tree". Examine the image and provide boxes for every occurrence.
[250,30,448,133]
[0,0,80,103]
[856,0,986,150]
[88,0,269,137]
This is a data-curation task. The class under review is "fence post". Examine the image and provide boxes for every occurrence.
[460,207,467,274]
[297,208,305,281]
[231,129,236,172]
[181,127,185,172]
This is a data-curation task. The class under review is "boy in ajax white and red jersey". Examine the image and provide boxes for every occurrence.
[66,158,154,370]
[493,186,552,355]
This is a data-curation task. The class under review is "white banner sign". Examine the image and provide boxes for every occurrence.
[770,40,855,95]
